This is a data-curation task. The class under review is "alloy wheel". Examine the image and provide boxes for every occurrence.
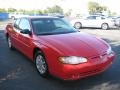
[35,54,47,75]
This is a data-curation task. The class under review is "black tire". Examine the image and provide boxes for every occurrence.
[101,23,109,30]
[74,22,82,29]
[7,36,15,50]
[34,51,48,77]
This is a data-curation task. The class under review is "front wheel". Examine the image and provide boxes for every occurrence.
[101,23,109,30]
[35,51,48,77]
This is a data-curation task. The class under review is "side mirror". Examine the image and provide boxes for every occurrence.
[20,29,32,35]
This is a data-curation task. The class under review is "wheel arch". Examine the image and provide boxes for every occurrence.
[33,47,45,61]
[75,22,82,25]
[101,22,108,26]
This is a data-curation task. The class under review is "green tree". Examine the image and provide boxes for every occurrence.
[0,8,7,13]
[65,9,72,16]
[108,10,116,16]
[46,5,63,14]
[18,9,26,14]
[88,1,107,14]
[35,10,43,14]
[8,8,17,13]
[44,10,48,14]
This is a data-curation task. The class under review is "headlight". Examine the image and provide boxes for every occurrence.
[107,46,113,55]
[59,56,87,65]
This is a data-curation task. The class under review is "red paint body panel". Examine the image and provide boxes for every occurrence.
[56,53,115,80]
[5,19,115,80]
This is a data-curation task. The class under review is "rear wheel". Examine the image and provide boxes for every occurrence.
[7,36,14,50]
[74,22,82,29]
[34,51,48,77]
[11,16,15,20]
[101,23,109,30]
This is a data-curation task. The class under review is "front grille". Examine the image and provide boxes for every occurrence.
[90,53,107,60]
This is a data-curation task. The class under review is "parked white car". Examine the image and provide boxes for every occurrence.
[9,14,29,19]
[114,17,120,27]
[70,15,115,30]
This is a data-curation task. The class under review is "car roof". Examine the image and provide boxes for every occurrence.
[20,16,59,19]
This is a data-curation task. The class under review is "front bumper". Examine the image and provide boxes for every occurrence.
[57,53,115,80]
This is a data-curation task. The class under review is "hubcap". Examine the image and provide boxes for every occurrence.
[36,55,47,74]
[75,23,81,29]
[102,24,108,30]
[8,38,12,48]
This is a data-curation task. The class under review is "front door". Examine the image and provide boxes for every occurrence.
[17,18,33,58]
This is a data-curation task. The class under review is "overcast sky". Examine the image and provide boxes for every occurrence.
[0,0,120,14]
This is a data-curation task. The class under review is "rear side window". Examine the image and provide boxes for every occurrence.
[101,17,105,19]
[87,16,96,20]
[14,19,21,29]
[18,19,30,30]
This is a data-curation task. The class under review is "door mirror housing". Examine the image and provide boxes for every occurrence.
[20,29,32,35]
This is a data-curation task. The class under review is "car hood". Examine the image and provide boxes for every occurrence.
[38,32,108,57]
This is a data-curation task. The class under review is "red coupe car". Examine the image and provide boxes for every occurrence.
[5,16,115,80]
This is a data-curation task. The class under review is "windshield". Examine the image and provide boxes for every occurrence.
[31,18,77,35]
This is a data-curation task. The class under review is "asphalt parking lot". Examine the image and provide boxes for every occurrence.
[0,20,120,90]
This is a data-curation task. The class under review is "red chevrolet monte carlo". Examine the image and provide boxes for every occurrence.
[5,16,115,80]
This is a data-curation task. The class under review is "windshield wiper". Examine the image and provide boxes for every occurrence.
[53,27,63,31]
[37,33,54,35]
